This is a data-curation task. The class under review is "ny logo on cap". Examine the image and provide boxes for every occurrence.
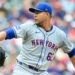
[45,8,48,11]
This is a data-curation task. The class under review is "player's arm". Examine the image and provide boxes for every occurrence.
[0,22,30,41]
[0,28,16,41]
[60,31,75,68]
[68,48,75,67]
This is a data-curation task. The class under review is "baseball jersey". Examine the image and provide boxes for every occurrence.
[13,21,73,70]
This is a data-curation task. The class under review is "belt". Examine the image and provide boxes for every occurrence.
[17,60,40,72]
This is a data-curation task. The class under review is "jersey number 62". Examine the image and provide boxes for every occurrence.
[47,52,54,61]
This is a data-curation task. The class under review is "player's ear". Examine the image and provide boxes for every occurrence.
[46,12,49,16]
[46,12,51,18]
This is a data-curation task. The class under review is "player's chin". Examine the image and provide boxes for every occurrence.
[35,21,39,25]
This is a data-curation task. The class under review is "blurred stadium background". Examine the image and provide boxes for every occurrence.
[0,0,75,75]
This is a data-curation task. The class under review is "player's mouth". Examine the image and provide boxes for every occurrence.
[34,19,38,21]
[34,19,39,24]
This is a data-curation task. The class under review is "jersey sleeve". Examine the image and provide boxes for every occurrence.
[61,32,74,53]
[13,23,29,38]
[5,28,17,39]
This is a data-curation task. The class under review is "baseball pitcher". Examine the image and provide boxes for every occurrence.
[0,2,75,75]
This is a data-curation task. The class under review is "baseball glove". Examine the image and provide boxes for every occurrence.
[0,47,5,66]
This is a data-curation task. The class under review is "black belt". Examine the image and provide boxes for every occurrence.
[17,60,40,72]
[28,65,40,72]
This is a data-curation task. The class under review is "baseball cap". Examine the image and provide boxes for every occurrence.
[29,2,52,15]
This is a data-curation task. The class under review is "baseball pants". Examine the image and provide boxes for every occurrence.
[12,62,49,75]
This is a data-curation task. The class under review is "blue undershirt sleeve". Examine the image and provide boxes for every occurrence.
[68,48,75,58]
[5,28,17,40]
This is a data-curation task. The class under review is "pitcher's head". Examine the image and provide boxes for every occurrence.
[29,2,52,25]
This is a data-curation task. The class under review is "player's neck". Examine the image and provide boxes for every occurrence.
[40,20,51,31]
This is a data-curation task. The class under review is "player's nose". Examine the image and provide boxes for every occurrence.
[34,13,38,17]
[34,14,38,17]
[34,15,36,19]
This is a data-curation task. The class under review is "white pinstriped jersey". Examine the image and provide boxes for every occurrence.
[13,21,73,70]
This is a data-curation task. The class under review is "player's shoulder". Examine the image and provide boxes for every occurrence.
[53,25,66,36]
[13,20,35,31]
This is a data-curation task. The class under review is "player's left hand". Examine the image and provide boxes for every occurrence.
[0,47,6,67]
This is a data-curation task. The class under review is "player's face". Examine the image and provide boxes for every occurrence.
[34,10,49,26]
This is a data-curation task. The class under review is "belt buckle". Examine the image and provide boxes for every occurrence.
[33,67,36,71]
[37,68,39,72]
[33,67,39,72]
[29,65,39,72]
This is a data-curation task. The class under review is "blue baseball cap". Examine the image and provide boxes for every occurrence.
[29,2,52,15]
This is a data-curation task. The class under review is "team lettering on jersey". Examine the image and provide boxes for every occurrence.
[31,39,57,51]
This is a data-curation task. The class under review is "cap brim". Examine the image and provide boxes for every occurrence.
[29,8,35,13]
[29,8,42,13]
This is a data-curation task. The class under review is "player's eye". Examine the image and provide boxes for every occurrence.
[35,10,42,14]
